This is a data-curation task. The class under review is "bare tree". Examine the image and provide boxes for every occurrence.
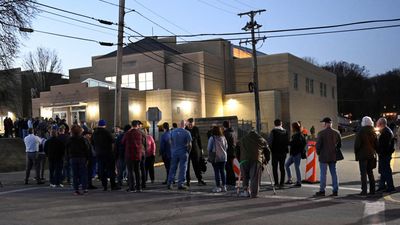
[0,0,37,69]
[302,57,320,66]
[23,47,63,96]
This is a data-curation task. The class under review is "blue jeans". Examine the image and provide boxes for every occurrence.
[70,158,88,191]
[285,153,302,183]
[320,162,339,193]
[168,152,189,186]
[378,155,395,190]
[213,162,226,187]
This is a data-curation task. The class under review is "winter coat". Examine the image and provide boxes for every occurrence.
[223,128,236,159]
[239,131,268,164]
[289,132,306,156]
[268,127,289,156]
[354,126,378,161]
[208,136,228,163]
[91,127,114,157]
[377,126,395,157]
[44,136,65,161]
[122,128,145,161]
[66,136,90,159]
[316,127,342,163]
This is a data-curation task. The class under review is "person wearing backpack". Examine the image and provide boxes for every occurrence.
[208,126,228,193]
[285,122,306,187]
[376,118,396,193]
[268,119,289,189]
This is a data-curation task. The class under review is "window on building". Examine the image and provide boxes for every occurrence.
[122,74,136,88]
[306,78,310,93]
[138,72,153,91]
[294,73,298,90]
[323,84,327,97]
[320,82,323,96]
[332,87,335,99]
[310,79,314,94]
[105,76,116,83]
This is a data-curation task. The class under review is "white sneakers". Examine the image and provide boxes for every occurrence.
[239,190,250,197]
[50,184,56,188]
[212,186,227,193]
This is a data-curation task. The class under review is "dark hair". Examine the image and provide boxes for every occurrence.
[172,123,178,128]
[123,124,131,132]
[163,122,169,130]
[28,128,34,134]
[188,118,194,123]
[71,124,83,136]
[212,126,223,136]
[131,120,140,127]
[291,122,301,133]
[274,119,282,126]
[223,121,230,128]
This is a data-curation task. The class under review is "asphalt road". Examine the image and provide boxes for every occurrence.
[1,135,400,225]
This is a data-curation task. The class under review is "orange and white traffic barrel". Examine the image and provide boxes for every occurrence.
[304,140,319,183]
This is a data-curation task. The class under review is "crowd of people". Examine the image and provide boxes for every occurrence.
[12,114,400,198]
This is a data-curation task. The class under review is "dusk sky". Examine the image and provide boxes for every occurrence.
[15,0,400,76]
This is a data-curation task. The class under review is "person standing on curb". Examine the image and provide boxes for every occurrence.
[92,120,120,191]
[238,129,268,198]
[376,118,396,193]
[44,126,65,188]
[223,121,236,188]
[208,126,228,193]
[24,128,44,185]
[185,118,206,186]
[116,125,131,187]
[269,119,289,189]
[160,122,172,185]
[315,117,341,197]
[145,129,156,184]
[167,120,192,190]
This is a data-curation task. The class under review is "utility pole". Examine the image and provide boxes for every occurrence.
[114,0,125,129]
[238,10,266,134]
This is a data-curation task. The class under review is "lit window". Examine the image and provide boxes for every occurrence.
[122,74,136,88]
[105,76,116,83]
[293,73,298,90]
[138,72,153,91]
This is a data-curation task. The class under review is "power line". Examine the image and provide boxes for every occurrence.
[37,14,116,37]
[38,8,119,33]
[197,0,236,15]
[215,0,243,11]
[0,21,115,46]
[233,0,256,9]
[131,0,193,35]
[132,17,400,38]
[28,0,117,25]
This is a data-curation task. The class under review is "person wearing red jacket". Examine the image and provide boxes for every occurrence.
[145,129,156,183]
[122,120,146,192]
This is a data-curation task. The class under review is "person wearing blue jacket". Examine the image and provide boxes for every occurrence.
[160,122,172,185]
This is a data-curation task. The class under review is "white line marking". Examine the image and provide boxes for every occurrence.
[363,201,385,225]
[0,187,43,195]
[342,134,355,139]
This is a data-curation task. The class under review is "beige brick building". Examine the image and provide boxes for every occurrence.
[32,37,338,133]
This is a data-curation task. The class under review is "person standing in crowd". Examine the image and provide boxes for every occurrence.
[285,122,305,187]
[24,128,44,185]
[59,119,69,134]
[14,118,19,138]
[37,135,47,182]
[238,129,268,198]
[116,125,131,187]
[92,119,120,191]
[145,129,156,184]
[137,121,147,189]
[185,118,206,186]
[172,123,178,129]
[66,125,90,195]
[44,126,65,188]
[160,122,172,185]
[83,131,97,190]
[376,118,396,193]
[81,121,89,133]
[122,120,145,192]
[315,117,341,197]
[223,121,236,187]
[21,118,29,139]
[167,120,192,190]
[268,119,289,189]
[58,126,71,184]
[208,126,228,193]
[354,116,378,196]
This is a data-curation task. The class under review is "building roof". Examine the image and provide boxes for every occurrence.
[231,44,266,58]
[97,37,181,59]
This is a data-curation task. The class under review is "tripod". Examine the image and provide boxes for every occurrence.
[262,163,276,195]
[236,162,277,196]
